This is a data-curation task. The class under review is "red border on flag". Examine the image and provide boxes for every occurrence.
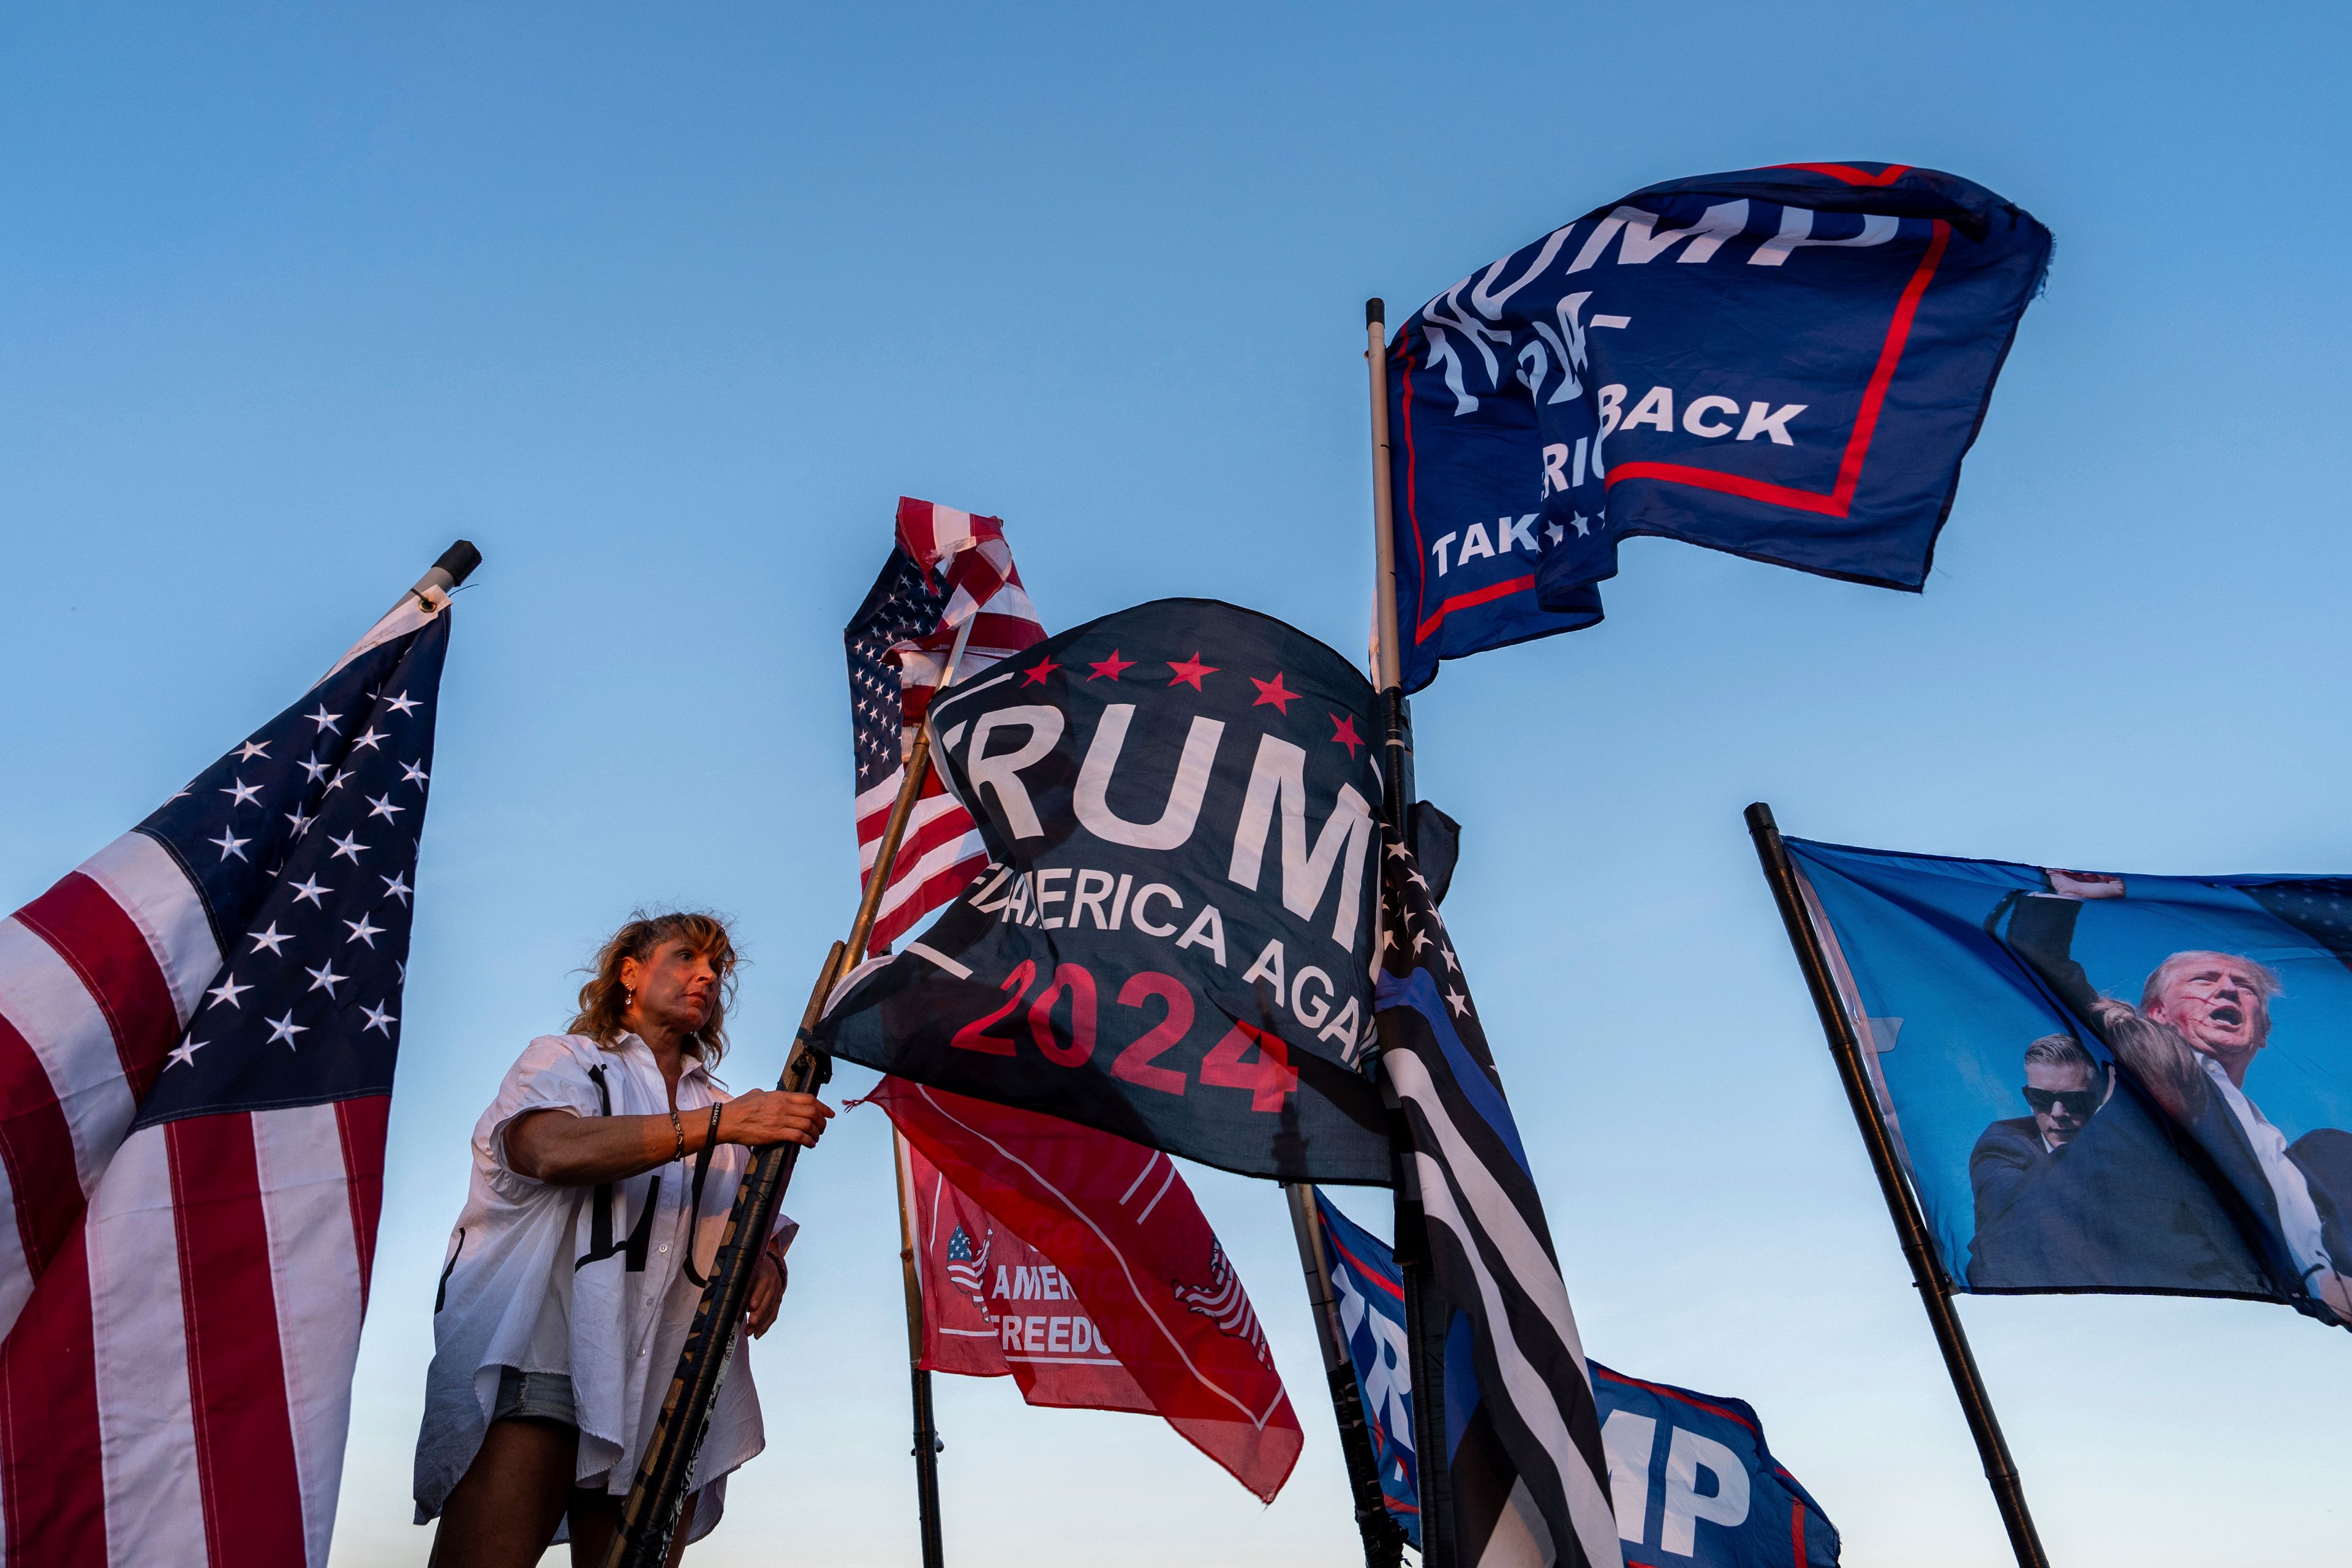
[1397,216,1953,647]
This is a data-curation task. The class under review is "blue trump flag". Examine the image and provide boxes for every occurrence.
[1314,1189,1841,1567]
[1387,162,2050,692]
[1315,1190,1422,1535]
[1782,837,2352,1328]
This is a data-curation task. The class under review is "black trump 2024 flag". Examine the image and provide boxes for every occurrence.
[819,599,1393,1185]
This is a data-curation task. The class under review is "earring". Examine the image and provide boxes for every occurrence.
[624,986,635,1008]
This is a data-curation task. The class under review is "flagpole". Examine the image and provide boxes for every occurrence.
[1363,296,1458,1568]
[894,1133,948,1568]
[1283,1183,1408,1567]
[606,619,978,1568]
[1744,803,2049,1568]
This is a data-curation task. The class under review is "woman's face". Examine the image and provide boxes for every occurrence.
[620,941,723,1034]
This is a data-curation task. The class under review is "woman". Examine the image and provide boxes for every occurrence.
[415,911,832,1567]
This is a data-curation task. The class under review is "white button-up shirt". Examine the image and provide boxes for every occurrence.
[413,1033,797,1545]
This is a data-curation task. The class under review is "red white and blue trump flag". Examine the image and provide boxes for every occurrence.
[1388,162,2051,691]
[0,581,454,1566]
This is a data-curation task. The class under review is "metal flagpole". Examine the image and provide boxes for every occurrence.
[1282,1183,1408,1567]
[894,1131,948,1568]
[1363,296,1456,1568]
[606,619,979,1568]
[1744,802,2049,1568]
[1289,307,1419,1560]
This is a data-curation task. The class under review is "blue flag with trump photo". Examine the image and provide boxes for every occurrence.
[1387,162,2051,691]
[1314,1189,1840,1567]
[1782,838,2352,1330]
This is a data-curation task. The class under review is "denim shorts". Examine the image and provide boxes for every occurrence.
[491,1366,578,1428]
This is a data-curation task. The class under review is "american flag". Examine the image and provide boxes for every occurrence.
[1171,1239,1271,1366]
[1374,834,1621,1568]
[845,498,1044,956]
[943,1221,990,1303]
[0,577,456,1567]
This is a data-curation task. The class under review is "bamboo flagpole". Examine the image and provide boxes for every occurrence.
[605,618,978,1568]
[1744,802,2049,1568]
[894,1131,948,1568]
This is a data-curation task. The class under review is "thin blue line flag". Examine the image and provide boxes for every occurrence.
[1374,834,1619,1566]
[1314,1189,1841,1566]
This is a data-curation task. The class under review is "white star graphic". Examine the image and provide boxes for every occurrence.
[1384,841,1409,859]
[325,767,352,793]
[1379,927,1397,952]
[235,741,271,763]
[361,1002,398,1036]
[352,726,386,753]
[306,960,347,997]
[208,826,251,862]
[206,973,251,1010]
[265,1010,309,1049]
[221,777,263,808]
[1408,870,1430,890]
[1546,521,1564,546]
[1444,988,1471,1017]
[290,875,332,907]
[250,922,292,955]
[167,1036,206,1069]
[383,691,420,717]
[286,805,315,837]
[396,959,407,984]
[401,760,429,786]
[330,832,368,863]
[381,872,413,907]
[1441,947,1460,973]
[344,914,385,948]
[366,793,405,823]
[1412,930,1433,952]
[1568,512,1591,538]
[306,704,343,734]
[298,753,330,783]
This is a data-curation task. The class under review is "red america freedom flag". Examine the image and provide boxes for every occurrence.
[0,556,463,1567]
[845,498,1044,955]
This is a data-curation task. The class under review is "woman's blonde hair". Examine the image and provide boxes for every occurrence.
[570,910,741,1064]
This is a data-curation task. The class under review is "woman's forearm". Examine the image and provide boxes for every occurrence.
[508,1091,829,1186]
[507,1106,720,1186]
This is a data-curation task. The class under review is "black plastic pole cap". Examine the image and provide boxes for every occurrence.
[1365,297,1385,326]
[433,540,483,586]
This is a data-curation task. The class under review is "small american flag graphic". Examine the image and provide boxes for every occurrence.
[943,1222,991,1307]
[845,499,1044,955]
[1172,1240,1270,1366]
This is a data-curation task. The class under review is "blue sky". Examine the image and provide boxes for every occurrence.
[4,3,2348,1563]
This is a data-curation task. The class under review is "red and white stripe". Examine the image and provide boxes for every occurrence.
[0,831,385,1567]
[859,498,1046,955]
[891,497,1044,717]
